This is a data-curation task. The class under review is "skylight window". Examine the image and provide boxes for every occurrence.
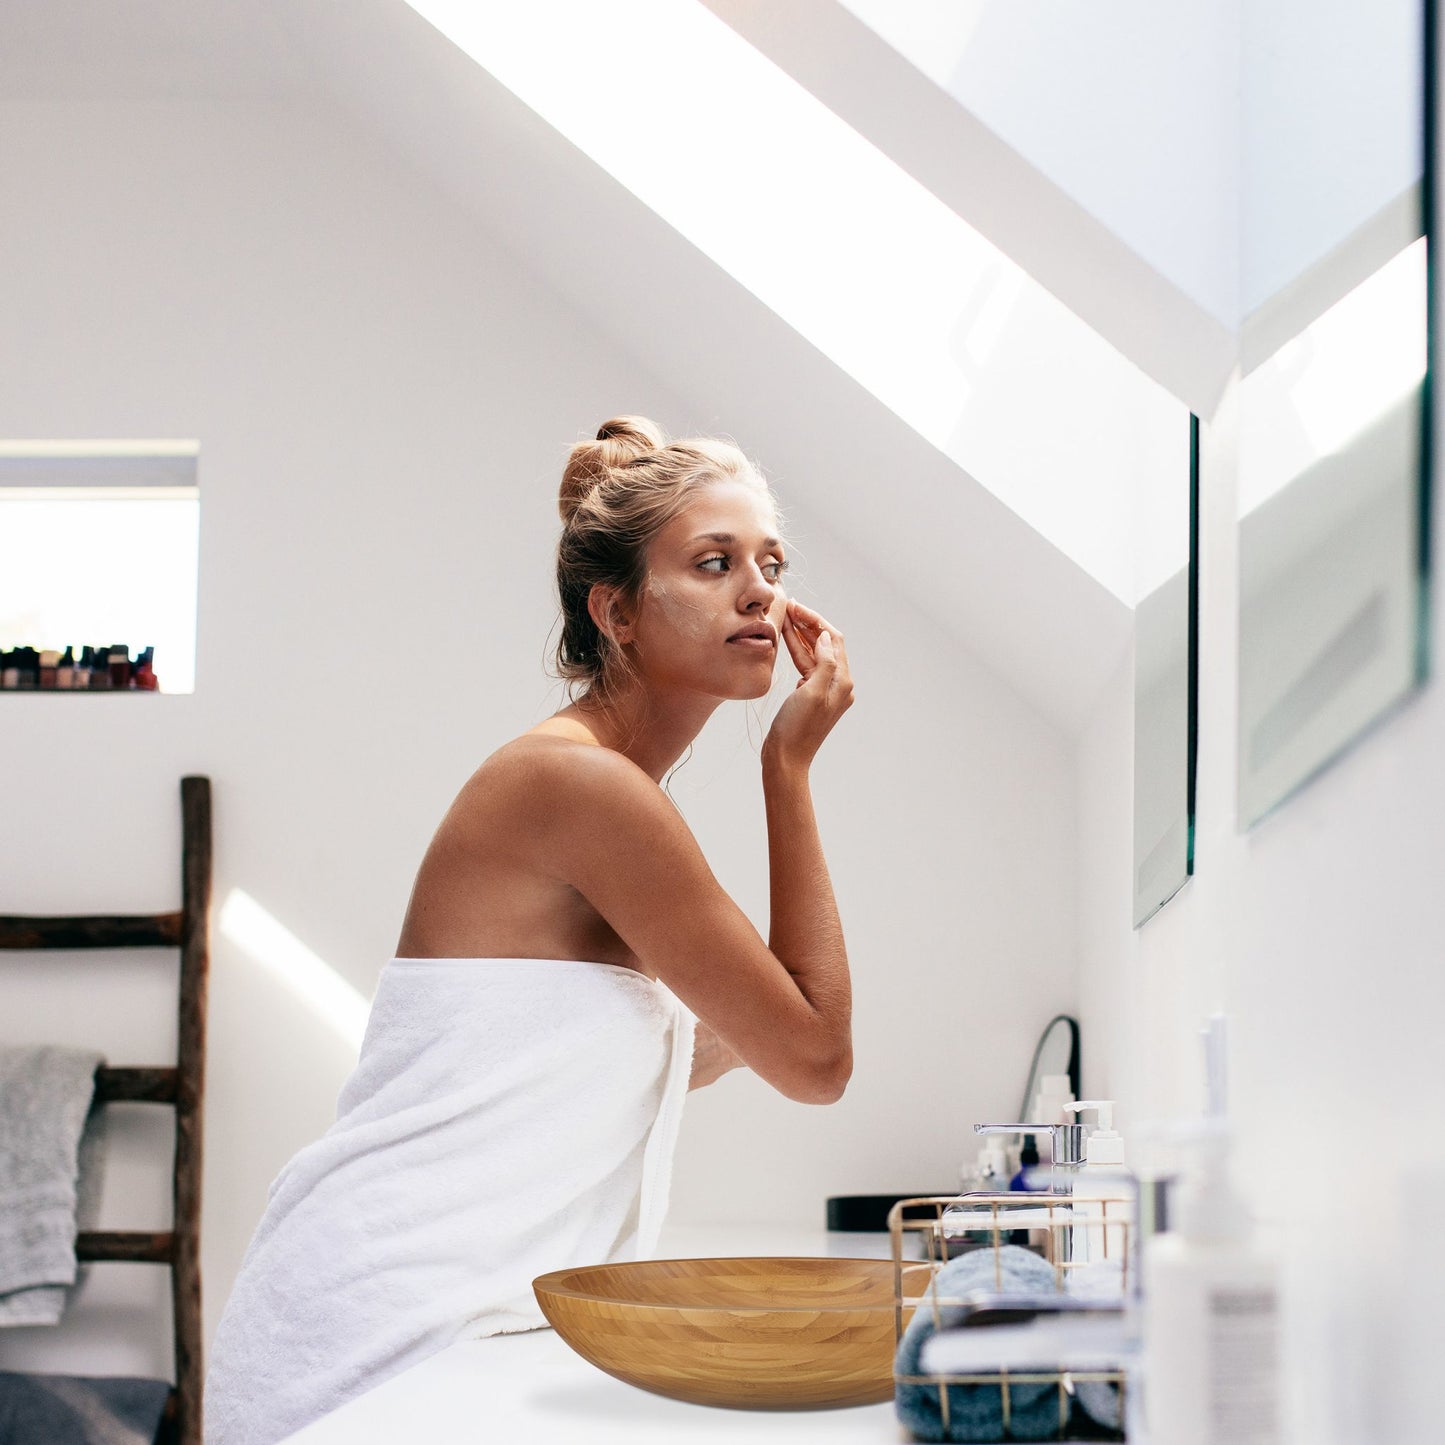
[403,0,1187,605]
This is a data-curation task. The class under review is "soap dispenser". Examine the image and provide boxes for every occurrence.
[1062,1100,1132,1269]
[1142,1121,1281,1445]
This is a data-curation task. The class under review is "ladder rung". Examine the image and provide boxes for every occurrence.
[0,913,183,950]
[76,1231,175,1264]
[94,1066,178,1104]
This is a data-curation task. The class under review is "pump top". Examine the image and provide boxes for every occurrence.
[1064,1099,1115,1131]
[1158,1117,1251,1242]
[1064,1099,1126,1167]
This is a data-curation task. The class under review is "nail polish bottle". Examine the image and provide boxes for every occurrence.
[86,645,110,690]
[39,649,60,688]
[56,645,76,689]
[1,650,17,689]
[133,646,158,691]
[18,647,40,689]
[107,645,131,690]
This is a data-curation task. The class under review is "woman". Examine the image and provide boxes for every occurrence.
[204,416,854,1444]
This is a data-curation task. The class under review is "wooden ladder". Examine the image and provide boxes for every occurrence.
[0,774,211,1445]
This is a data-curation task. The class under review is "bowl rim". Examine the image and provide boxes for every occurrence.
[532,1254,934,1312]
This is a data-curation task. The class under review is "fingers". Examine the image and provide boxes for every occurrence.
[779,603,812,674]
[787,598,836,636]
[785,599,845,674]
[778,600,851,714]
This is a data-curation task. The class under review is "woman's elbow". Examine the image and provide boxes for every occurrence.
[796,1048,852,1105]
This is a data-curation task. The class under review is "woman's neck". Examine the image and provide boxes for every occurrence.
[554,686,720,784]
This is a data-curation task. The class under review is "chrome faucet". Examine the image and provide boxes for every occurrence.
[973,1122,1086,1194]
[971,1122,1088,1266]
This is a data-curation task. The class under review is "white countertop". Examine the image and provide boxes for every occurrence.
[282,1222,921,1445]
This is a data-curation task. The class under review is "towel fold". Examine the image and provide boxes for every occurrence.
[204,958,696,1445]
[894,1245,1067,1442]
[1064,1260,1125,1431]
[0,1369,171,1445]
[0,1045,106,1327]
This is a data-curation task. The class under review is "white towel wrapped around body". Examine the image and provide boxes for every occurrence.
[204,957,697,1445]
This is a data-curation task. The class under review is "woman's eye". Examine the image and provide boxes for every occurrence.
[697,555,790,581]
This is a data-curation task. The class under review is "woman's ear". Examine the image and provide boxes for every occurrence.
[587,583,635,647]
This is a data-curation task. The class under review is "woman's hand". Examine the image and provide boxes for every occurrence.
[689,1019,743,1091]
[763,598,854,771]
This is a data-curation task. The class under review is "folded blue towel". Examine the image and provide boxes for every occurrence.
[894,1244,1066,1441]
[1075,1377,1121,1432]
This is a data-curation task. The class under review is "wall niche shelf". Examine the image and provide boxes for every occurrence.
[0,440,200,695]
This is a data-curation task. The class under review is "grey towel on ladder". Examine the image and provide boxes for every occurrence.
[0,1370,171,1445]
[0,1045,107,1325]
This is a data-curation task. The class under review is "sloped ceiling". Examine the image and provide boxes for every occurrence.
[699,0,1237,419]
[3,0,1137,733]
[709,0,1424,389]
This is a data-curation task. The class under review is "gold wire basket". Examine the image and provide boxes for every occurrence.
[887,1194,1133,1442]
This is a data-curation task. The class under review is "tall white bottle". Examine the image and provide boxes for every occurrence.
[1142,1122,1281,1445]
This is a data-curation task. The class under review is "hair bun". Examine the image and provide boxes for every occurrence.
[559,415,668,525]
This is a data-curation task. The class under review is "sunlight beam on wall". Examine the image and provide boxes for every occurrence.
[218,888,370,1052]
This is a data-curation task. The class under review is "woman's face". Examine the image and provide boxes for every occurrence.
[628,478,788,701]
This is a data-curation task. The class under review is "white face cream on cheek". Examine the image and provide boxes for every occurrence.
[643,572,713,642]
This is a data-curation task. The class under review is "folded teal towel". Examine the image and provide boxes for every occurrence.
[894,1245,1065,1441]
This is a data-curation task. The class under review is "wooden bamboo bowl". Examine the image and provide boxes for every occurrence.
[532,1255,933,1409]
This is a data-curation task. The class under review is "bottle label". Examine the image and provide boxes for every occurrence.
[1207,1285,1279,1444]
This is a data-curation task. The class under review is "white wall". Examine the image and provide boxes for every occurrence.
[0,91,1078,1380]
[1077,302,1445,1444]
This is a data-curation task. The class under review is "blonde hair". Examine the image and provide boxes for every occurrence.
[553,415,784,703]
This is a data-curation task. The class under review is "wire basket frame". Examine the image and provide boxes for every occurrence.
[888,1195,1133,1442]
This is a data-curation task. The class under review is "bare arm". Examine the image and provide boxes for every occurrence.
[757,598,854,1088]
[760,750,852,1091]
[683,757,850,1095]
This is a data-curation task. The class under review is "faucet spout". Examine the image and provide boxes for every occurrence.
[974,1121,1086,1170]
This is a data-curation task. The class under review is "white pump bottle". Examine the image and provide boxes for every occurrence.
[1062,1099,1131,1271]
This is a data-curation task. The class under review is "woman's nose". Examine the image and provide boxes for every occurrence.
[739,562,776,609]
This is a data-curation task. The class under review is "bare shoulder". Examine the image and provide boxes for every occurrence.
[472,729,649,797]
[455,731,670,852]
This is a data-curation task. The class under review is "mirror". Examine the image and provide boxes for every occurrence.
[1133,418,1199,924]
[1017,1014,1082,1121]
[1237,3,1431,827]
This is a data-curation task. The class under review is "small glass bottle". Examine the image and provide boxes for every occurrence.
[108,645,132,690]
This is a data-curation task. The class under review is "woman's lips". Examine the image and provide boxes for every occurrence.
[726,637,776,651]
